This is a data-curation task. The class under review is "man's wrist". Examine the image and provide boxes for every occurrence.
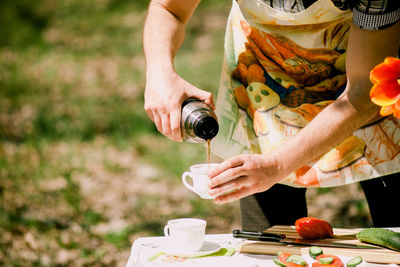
[146,60,175,78]
[268,151,293,183]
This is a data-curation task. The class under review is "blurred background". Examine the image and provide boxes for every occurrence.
[0,0,372,266]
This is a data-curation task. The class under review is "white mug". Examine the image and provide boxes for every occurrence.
[182,163,219,199]
[164,218,206,252]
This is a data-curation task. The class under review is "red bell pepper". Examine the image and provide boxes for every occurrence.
[312,254,344,267]
[295,217,333,239]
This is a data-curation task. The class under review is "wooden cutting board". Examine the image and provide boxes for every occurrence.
[239,225,400,264]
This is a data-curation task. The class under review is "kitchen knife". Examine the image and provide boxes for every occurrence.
[232,230,381,249]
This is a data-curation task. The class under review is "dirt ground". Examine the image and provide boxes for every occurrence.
[0,138,372,266]
[0,0,372,266]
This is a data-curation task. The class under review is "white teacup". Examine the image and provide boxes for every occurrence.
[164,218,206,252]
[182,163,219,199]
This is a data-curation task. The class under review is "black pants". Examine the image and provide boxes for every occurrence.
[241,172,400,231]
[359,172,400,227]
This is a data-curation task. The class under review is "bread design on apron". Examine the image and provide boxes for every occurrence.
[212,0,400,187]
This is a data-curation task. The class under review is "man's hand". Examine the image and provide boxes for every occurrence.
[143,0,213,141]
[144,69,214,141]
[207,153,286,204]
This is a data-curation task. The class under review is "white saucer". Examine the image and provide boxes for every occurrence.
[162,241,221,257]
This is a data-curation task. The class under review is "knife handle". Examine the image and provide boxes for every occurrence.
[232,229,285,241]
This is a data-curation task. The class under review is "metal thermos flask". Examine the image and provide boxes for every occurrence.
[181,99,219,143]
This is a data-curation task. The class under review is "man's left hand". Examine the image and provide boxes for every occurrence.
[207,154,285,204]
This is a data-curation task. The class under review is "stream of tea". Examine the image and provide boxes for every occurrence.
[207,139,211,168]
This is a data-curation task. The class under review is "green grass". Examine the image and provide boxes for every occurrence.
[0,0,235,265]
[0,0,371,265]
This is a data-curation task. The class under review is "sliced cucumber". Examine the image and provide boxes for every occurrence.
[273,257,287,267]
[309,246,323,259]
[286,255,306,265]
[356,228,400,251]
[346,256,363,267]
[319,257,334,264]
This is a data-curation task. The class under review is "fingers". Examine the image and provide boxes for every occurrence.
[153,112,162,133]
[205,95,215,110]
[189,89,215,110]
[169,109,182,141]
[214,186,254,204]
[209,175,246,197]
[207,166,245,189]
[145,108,155,122]
[160,112,171,137]
[208,156,245,178]
[157,110,182,141]
[145,101,182,141]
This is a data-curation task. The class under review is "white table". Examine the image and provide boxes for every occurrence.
[126,232,399,267]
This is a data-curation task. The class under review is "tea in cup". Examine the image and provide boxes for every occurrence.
[182,163,219,199]
[164,218,206,252]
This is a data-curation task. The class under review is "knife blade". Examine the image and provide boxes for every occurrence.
[232,230,381,249]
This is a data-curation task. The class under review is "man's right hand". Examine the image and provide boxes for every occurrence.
[143,0,209,142]
[144,68,214,142]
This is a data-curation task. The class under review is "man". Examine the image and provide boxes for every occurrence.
[143,0,400,230]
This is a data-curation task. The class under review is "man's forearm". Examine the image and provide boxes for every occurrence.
[273,21,400,177]
[274,94,378,177]
[143,0,200,75]
[143,0,215,141]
